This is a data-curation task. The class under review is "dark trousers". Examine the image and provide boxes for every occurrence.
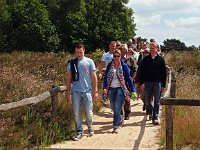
[121,97,131,118]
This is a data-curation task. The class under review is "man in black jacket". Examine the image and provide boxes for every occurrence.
[139,42,166,125]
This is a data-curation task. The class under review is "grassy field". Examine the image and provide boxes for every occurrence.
[162,50,200,149]
[0,51,103,149]
[0,50,200,149]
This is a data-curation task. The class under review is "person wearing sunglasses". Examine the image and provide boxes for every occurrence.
[102,49,135,133]
[98,41,117,104]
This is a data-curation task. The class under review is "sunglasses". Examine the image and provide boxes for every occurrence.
[113,55,120,58]
[145,52,149,54]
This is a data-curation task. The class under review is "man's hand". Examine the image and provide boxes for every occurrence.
[92,91,99,101]
[140,84,145,90]
[66,91,71,102]
[103,89,108,96]
[161,87,165,93]
[98,73,102,79]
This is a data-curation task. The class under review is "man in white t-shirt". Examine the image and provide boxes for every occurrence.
[98,41,116,79]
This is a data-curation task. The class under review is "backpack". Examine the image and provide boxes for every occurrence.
[68,57,79,82]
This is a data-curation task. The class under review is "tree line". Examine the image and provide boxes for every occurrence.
[1,0,198,53]
[161,39,200,52]
[0,0,136,52]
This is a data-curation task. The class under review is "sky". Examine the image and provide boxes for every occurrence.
[127,0,200,47]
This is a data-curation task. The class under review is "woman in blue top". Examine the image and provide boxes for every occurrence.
[103,49,135,133]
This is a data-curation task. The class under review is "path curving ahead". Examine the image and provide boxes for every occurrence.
[49,99,161,150]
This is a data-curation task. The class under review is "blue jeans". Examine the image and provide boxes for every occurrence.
[108,87,124,128]
[144,82,162,121]
[71,90,93,134]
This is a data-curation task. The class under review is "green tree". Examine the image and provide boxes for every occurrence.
[64,12,88,52]
[0,0,11,51]
[85,0,136,50]
[187,45,197,50]
[11,0,60,51]
[2,0,136,52]
[61,0,88,51]
[161,38,187,51]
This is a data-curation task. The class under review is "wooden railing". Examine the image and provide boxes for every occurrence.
[161,67,200,150]
[0,85,66,115]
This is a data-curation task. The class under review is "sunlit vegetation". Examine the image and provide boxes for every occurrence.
[161,50,200,149]
[0,51,103,149]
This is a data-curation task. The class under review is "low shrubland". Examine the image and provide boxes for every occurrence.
[1,50,200,149]
[162,50,200,149]
[0,51,103,149]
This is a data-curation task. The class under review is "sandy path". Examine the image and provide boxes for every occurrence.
[50,99,161,150]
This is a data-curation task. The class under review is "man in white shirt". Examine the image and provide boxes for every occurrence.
[98,41,116,79]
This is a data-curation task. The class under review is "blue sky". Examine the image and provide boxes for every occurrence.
[127,0,200,47]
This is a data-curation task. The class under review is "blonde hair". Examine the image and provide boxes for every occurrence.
[120,44,128,51]
[150,42,158,49]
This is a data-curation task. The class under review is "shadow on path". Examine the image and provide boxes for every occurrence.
[132,114,148,150]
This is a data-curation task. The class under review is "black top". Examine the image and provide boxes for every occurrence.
[139,54,167,88]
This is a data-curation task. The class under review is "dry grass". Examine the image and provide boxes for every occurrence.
[162,50,200,149]
[0,51,103,149]
[0,52,70,103]
[2,50,199,149]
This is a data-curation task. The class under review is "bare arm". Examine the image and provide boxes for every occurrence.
[66,72,72,102]
[91,70,98,100]
[97,61,105,79]
[98,61,105,72]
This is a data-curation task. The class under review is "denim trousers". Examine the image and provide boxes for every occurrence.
[71,90,93,134]
[108,87,124,128]
[144,82,162,121]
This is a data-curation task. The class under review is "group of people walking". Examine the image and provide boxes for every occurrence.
[66,38,167,141]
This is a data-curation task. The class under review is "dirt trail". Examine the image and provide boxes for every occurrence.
[50,99,161,150]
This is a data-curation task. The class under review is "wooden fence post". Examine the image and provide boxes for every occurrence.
[51,85,59,115]
[166,71,176,150]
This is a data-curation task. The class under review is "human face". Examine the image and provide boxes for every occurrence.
[144,51,150,56]
[128,50,133,56]
[120,47,127,56]
[109,42,117,54]
[150,44,158,54]
[113,53,121,61]
[75,47,85,59]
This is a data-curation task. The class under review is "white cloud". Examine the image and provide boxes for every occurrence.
[127,0,200,46]
[164,17,200,28]
[128,0,200,15]
[135,14,161,26]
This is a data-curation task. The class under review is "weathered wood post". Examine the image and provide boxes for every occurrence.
[51,85,59,115]
[166,70,176,150]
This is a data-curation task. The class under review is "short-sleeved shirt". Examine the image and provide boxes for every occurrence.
[67,57,96,92]
[101,52,113,68]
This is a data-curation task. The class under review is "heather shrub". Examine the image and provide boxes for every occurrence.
[162,50,200,149]
[0,51,103,149]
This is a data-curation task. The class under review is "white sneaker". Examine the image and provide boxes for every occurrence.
[73,134,83,141]
[112,128,118,133]
[89,131,94,136]
[152,119,160,125]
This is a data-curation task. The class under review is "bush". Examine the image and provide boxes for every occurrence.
[0,51,103,149]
